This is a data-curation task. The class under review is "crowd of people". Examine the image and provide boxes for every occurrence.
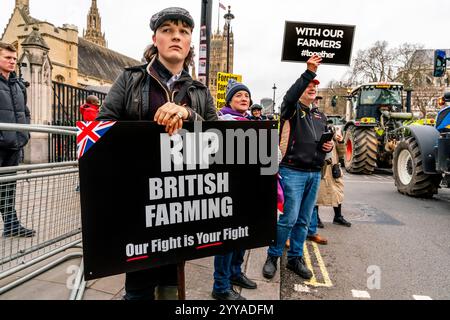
[0,6,353,301]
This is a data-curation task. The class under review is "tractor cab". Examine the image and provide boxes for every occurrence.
[350,83,404,123]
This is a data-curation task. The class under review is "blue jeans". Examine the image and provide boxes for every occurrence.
[213,250,245,293]
[268,166,321,259]
[308,206,319,236]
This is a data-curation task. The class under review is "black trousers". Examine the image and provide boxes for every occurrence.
[124,264,178,300]
[0,149,21,230]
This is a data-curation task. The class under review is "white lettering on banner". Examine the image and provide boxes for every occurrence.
[323,29,344,38]
[159,124,279,176]
[223,226,249,240]
[295,27,344,39]
[149,173,229,201]
[300,50,336,59]
[160,130,220,173]
[124,225,250,258]
[297,38,342,49]
[126,243,150,257]
[196,231,222,244]
[151,237,183,252]
[296,27,322,37]
[145,196,233,228]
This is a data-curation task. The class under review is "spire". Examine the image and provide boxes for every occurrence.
[83,0,107,47]
[15,0,30,15]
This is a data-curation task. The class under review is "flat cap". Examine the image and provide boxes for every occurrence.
[150,7,195,31]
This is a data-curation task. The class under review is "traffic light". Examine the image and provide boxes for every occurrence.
[445,92,450,102]
[331,96,338,107]
[434,50,447,77]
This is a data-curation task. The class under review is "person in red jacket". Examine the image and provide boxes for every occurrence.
[80,95,100,121]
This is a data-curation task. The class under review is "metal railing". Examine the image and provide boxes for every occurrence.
[0,123,85,300]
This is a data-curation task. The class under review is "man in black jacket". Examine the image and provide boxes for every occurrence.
[97,7,217,300]
[262,55,333,280]
[0,42,35,238]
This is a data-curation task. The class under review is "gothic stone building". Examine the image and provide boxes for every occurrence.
[208,24,234,104]
[1,0,139,89]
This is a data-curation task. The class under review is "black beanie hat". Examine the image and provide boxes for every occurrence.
[225,79,251,105]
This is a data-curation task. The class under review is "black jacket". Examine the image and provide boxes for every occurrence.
[97,56,218,122]
[279,70,328,171]
[0,72,31,150]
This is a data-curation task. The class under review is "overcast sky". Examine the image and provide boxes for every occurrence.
[1,0,448,106]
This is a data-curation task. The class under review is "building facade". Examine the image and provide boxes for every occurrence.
[1,0,138,89]
[209,24,234,104]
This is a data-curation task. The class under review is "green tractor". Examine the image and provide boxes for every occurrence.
[343,82,423,174]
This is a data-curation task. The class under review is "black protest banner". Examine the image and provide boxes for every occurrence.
[78,121,278,280]
[282,21,356,66]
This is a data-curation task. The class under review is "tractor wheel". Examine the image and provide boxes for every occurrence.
[393,136,442,198]
[344,127,378,174]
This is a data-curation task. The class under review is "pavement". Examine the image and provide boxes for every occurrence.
[0,246,280,300]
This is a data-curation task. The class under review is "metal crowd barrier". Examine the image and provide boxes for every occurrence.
[0,123,85,300]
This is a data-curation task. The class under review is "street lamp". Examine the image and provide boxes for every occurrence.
[224,6,235,73]
[272,83,277,115]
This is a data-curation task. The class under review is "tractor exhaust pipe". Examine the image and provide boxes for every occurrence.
[381,110,416,120]
[405,88,413,113]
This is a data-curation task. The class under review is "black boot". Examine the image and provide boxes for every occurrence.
[2,210,35,238]
[230,273,257,289]
[3,224,36,238]
[333,216,352,227]
[262,255,278,279]
[333,205,351,227]
[286,257,313,280]
[212,288,246,300]
[317,215,324,229]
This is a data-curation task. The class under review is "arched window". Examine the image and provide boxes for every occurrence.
[55,75,65,83]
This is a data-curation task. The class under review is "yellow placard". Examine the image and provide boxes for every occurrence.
[216,72,242,110]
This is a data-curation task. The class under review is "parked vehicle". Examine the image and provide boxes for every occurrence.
[343,82,418,174]
[392,50,450,197]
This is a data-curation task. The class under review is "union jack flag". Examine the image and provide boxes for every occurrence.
[77,121,116,159]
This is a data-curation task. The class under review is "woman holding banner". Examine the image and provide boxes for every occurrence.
[97,7,217,300]
[211,79,258,301]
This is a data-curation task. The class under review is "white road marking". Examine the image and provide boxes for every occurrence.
[294,284,311,293]
[413,295,432,300]
[351,290,371,299]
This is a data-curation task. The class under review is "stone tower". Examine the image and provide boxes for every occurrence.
[19,26,53,163]
[83,0,107,47]
[209,23,234,103]
[15,0,30,15]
